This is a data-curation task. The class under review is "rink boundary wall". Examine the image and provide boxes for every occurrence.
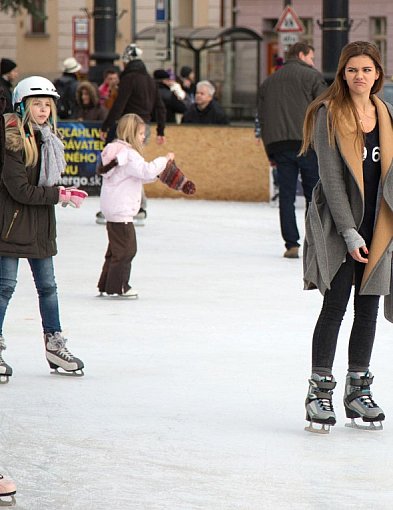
[143,125,270,202]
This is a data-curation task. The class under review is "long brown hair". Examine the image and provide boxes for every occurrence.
[301,41,384,154]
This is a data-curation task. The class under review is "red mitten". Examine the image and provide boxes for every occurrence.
[159,160,196,195]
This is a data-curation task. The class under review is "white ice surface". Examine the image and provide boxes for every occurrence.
[1,196,393,510]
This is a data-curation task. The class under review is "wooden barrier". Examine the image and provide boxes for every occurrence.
[143,125,270,202]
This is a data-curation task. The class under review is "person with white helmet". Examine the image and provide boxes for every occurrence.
[0,92,17,507]
[0,75,87,381]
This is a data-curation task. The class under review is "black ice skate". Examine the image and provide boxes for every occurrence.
[44,332,84,376]
[0,336,12,384]
[305,373,336,434]
[344,371,384,430]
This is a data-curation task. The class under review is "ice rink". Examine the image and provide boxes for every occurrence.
[2,196,393,509]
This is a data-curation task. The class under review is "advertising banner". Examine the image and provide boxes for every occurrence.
[57,121,104,196]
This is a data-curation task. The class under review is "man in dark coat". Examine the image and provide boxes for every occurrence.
[0,59,18,114]
[101,44,166,143]
[182,80,229,125]
[257,42,327,259]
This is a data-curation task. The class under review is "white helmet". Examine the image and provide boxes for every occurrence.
[12,76,60,114]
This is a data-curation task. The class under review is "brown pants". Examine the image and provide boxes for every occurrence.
[97,222,137,295]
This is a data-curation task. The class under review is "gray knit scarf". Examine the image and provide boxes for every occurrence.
[34,124,66,186]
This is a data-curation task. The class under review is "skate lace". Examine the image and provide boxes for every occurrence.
[318,395,334,412]
[357,388,379,409]
[0,337,6,363]
[47,333,75,360]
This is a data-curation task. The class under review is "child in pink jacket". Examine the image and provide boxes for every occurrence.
[97,113,195,298]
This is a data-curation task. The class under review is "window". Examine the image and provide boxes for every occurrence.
[370,17,387,70]
[300,18,313,46]
[31,0,46,35]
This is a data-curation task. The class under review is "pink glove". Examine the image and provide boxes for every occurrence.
[58,186,71,207]
[69,188,88,208]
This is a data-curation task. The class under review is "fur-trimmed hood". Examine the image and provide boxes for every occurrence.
[4,113,23,152]
[76,81,100,107]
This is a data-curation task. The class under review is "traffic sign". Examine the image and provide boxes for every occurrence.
[280,32,300,47]
[275,6,304,33]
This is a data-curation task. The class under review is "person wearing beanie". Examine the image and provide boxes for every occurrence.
[53,57,82,119]
[153,68,189,123]
[177,65,196,102]
[0,58,18,114]
[121,43,143,64]
[101,43,165,140]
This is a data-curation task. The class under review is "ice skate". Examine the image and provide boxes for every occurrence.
[0,474,16,506]
[0,336,12,384]
[305,373,336,434]
[95,211,106,225]
[44,332,84,376]
[344,371,384,430]
[97,288,138,299]
[134,208,146,227]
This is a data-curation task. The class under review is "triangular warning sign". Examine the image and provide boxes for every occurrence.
[275,6,304,33]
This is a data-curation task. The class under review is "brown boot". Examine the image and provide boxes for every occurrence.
[283,246,299,258]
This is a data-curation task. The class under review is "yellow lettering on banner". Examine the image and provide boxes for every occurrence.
[65,165,79,175]
[64,140,104,151]
[65,152,97,163]
[59,128,97,138]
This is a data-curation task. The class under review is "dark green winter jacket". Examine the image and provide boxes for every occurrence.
[0,115,60,258]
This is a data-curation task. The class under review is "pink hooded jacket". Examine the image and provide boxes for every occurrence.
[99,140,167,222]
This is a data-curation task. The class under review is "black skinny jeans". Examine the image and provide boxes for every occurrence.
[312,254,380,375]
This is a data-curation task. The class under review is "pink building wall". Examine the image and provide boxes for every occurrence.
[236,0,393,81]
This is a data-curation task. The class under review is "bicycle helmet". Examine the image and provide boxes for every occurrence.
[12,76,60,116]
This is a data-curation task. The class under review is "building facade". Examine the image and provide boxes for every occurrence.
[1,1,393,113]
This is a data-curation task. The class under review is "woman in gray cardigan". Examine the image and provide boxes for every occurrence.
[301,42,393,433]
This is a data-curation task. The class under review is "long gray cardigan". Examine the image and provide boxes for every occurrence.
[303,96,393,322]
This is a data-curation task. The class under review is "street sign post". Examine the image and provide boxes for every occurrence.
[275,5,304,52]
[155,0,171,61]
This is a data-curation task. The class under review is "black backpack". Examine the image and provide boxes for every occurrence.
[54,76,75,119]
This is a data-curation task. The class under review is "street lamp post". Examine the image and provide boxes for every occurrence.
[320,0,350,84]
[88,0,120,84]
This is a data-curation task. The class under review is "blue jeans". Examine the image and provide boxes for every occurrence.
[0,257,61,335]
[272,150,319,249]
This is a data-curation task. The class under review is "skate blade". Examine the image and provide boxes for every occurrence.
[0,494,16,507]
[50,367,84,377]
[345,418,383,431]
[304,423,331,434]
[96,293,138,300]
[0,376,10,384]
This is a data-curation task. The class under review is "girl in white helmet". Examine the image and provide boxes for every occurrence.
[0,76,87,381]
